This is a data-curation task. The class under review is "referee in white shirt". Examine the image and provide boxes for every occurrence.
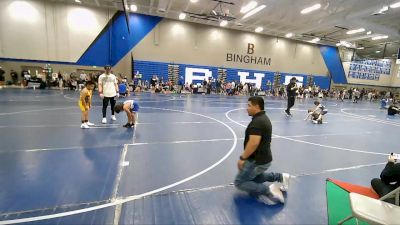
[98,65,119,124]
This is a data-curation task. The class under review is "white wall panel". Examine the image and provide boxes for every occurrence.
[0,0,114,62]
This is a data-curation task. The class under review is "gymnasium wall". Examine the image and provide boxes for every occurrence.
[122,17,333,89]
[1,0,396,90]
[0,0,113,62]
[0,0,118,81]
[0,0,332,88]
[11,0,400,91]
[129,19,329,76]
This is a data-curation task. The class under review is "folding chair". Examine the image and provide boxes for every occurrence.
[338,186,400,225]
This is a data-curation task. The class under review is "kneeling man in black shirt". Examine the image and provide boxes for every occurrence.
[234,96,292,205]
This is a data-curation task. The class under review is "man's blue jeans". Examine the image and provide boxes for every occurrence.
[234,160,282,196]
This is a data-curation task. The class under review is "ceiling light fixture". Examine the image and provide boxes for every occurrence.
[242,5,266,19]
[366,31,372,35]
[379,5,389,13]
[130,4,137,12]
[285,33,293,38]
[346,28,365,35]
[339,41,353,48]
[372,35,388,40]
[220,20,228,27]
[179,12,186,20]
[240,1,258,14]
[190,0,199,3]
[390,1,400,8]
[310,37,320,43]
[356,47,364,50]
[301,4,321,14]
[255,27,263,33]
[376,50,381,53]
[75,0,81,3]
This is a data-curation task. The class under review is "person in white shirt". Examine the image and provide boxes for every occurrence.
[98,65,119,124]
[80,73,87,82]
[78,73,87,90]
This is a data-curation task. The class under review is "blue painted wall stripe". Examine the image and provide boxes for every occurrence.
[313,75,331,90]
[133,59,331,89]
[319,45,347,84]
[77,12,162,67]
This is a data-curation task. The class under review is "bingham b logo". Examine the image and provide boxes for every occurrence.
[247,43,255,54]
[226,43,271,66]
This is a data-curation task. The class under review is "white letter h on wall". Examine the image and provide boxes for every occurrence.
[238,72,265,89]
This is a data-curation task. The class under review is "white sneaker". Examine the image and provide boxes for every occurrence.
[269,183,284,203]
[280,173,291,192]
[102,118,107,124]
[257,194,278,205]
[86,121,95,126]
[111,115,117,121]
[80,123,89,129]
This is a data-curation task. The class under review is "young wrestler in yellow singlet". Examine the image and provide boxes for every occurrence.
[79,81,95,129]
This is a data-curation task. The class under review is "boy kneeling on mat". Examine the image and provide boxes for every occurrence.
[305,100,328,124]
[114,100,139,128]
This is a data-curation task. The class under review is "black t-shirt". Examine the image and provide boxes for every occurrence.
[380,162,400,186]
[287,83,297,97]
[388,105,400,115]
[244,111,272,164]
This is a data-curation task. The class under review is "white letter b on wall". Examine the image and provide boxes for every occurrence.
[185,68,213,84]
